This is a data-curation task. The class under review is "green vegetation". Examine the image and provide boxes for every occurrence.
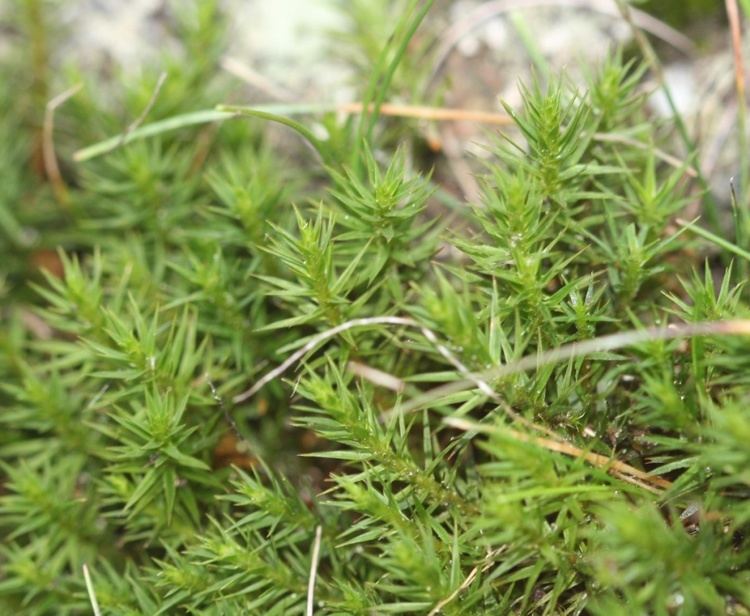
[641,0,723,29]
[2,1,750,614]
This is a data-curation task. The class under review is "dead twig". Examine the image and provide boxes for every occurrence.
[234,314,496,404]
[387,315,750,486]
[233,317,750,489]
[235,317,745,492]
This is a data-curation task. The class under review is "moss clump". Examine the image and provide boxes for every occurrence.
[2,1,750,614]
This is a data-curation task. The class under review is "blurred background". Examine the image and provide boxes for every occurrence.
[0,0,741,296]
[0,0,737,205]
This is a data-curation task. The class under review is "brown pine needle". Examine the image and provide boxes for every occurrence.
[444,417,672,492]
[217,61,508,125]
[336,102,513,126]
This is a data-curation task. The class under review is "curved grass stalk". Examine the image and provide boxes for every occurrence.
[391,319,750,418]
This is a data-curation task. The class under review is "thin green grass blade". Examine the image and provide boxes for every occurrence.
[358,0,435,150]
[73,110,232,162]
[508,10,550,79]
[216,104,332,164]
[614,0,721,231]
[678,218,750,262]
[74,103,341,163]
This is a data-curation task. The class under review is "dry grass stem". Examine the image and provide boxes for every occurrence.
[419,326,498,399]
[220,56,296,101]
[337,102,513,126]
[444,417,672,491]
[306,525,323,616]
[428,547,507,615]
[593,132,698,178]
[238,317,750,491]
[726,0,746,104]
[43,83,82,204]
[440,126,482,201]
[393,319,750,418]
[82,564,102,616]
[347,361,406,392]
[119,71,168,147]
[417,322,674,491]
[233,316,418,403]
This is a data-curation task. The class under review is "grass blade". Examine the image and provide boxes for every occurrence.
[677,218,750,262]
